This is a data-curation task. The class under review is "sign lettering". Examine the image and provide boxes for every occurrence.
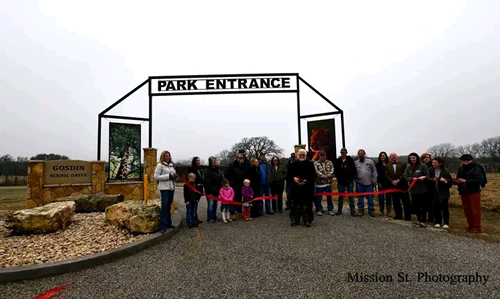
[43,160,93,185]
[150,76,296,95]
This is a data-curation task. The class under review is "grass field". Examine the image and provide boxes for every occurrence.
[1,174,499,241]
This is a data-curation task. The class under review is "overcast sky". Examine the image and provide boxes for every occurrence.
[1,0,498,164]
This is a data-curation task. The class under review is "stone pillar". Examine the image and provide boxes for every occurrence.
[91,161,106,194]
[294,144,306,154]
[143,148,158,200]
[27,160,45,208]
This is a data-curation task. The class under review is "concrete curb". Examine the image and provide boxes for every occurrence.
[0,214,183,283]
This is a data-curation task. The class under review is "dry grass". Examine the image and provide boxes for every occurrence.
[0,188,27,220]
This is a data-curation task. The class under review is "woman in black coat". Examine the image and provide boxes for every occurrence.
[247,158,262,218]
[429,157,453,228]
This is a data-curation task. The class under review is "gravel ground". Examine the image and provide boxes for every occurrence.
[1,188,499,298]
[0,199,162,268]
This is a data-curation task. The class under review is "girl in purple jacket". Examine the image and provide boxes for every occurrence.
[242,179,254,221]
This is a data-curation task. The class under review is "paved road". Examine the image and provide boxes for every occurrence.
[1,187,499,298]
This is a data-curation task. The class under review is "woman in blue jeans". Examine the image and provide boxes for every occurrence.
[154,150,177,233]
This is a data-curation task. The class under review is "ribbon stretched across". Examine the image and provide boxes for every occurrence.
[175,174,276,206]
[176,175,460,203]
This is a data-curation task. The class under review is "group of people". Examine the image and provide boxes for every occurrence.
[154,147,487,233]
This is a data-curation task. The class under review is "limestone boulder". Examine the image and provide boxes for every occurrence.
[5,201,75,234]
[105,201,160,234]
[54,194,124,212]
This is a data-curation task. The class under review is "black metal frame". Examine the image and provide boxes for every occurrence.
[97,73,345,160]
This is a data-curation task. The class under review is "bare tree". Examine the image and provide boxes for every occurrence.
[214,149,235,167]
[456,144,474,156]
[174,159,193,167]
[427,143,457,166]
[480,137,500,171]
[230,136,284,161]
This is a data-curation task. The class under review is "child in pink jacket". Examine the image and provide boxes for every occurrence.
[219,179,235,223]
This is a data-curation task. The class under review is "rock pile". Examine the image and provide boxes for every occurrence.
[5,201,75,234]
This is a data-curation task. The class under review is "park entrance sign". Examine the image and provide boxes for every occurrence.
[150,75,296,95]
[97,73,346,161]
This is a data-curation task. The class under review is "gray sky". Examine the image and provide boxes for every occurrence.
[1,0,499,164]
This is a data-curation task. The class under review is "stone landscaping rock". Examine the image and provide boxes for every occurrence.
[105,201,160,234]
[5,201,75,234]
[54,194,124,212]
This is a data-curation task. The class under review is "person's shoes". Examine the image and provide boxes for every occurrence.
[442,224,449,229]
[160,229,167,234]
[304,222,311,227]
[357,211,364,216]
[278,210,283,213]
[435,224,441,228]
[336,211,342,215]
[285,207,290,210]
[291,222,298,226]
[194,224,199,227]
[351,211,356,217]
[197,220,203,224]
[210,219,216,223]
[167,225,175,229]
[369,211,375,217]
[419,222,427,228]
[317,211,322,216]
[328,210,335,216]
[266,211,275,215]
[188,225,193,228]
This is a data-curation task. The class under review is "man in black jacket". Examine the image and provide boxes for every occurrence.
[333,148,357,216]
[225,152,249,215]
[455,154,486,233]
[287,149,316,227]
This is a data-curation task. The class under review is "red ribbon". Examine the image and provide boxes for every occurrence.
[176,174,463,202]
[32,285,68,299]
[176,174,277,205]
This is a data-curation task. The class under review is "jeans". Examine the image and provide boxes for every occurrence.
[286,182,292,208]
[160,189,175,229]
[314,185,333,212]
[186,202,197,226]
[337,182,355,213]
[378,188,392,213]
[207,195,218,221]
[356,183,374,212]
[434,197,450,225]
[261,187,271,212]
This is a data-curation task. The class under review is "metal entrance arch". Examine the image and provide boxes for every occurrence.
[97,73,345,160]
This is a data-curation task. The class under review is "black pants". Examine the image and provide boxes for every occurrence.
[271,184,284,211]
[290,189,314,224]
[392,192,412,220]
[434,197,450,225]
[411,193,428,223]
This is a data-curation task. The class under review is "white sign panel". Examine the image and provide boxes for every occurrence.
[150,75,297,95]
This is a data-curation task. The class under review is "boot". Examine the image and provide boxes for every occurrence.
[387,206,392,217]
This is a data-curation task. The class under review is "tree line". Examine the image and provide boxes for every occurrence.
[1,135,499,176]
[0,154,69,176]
